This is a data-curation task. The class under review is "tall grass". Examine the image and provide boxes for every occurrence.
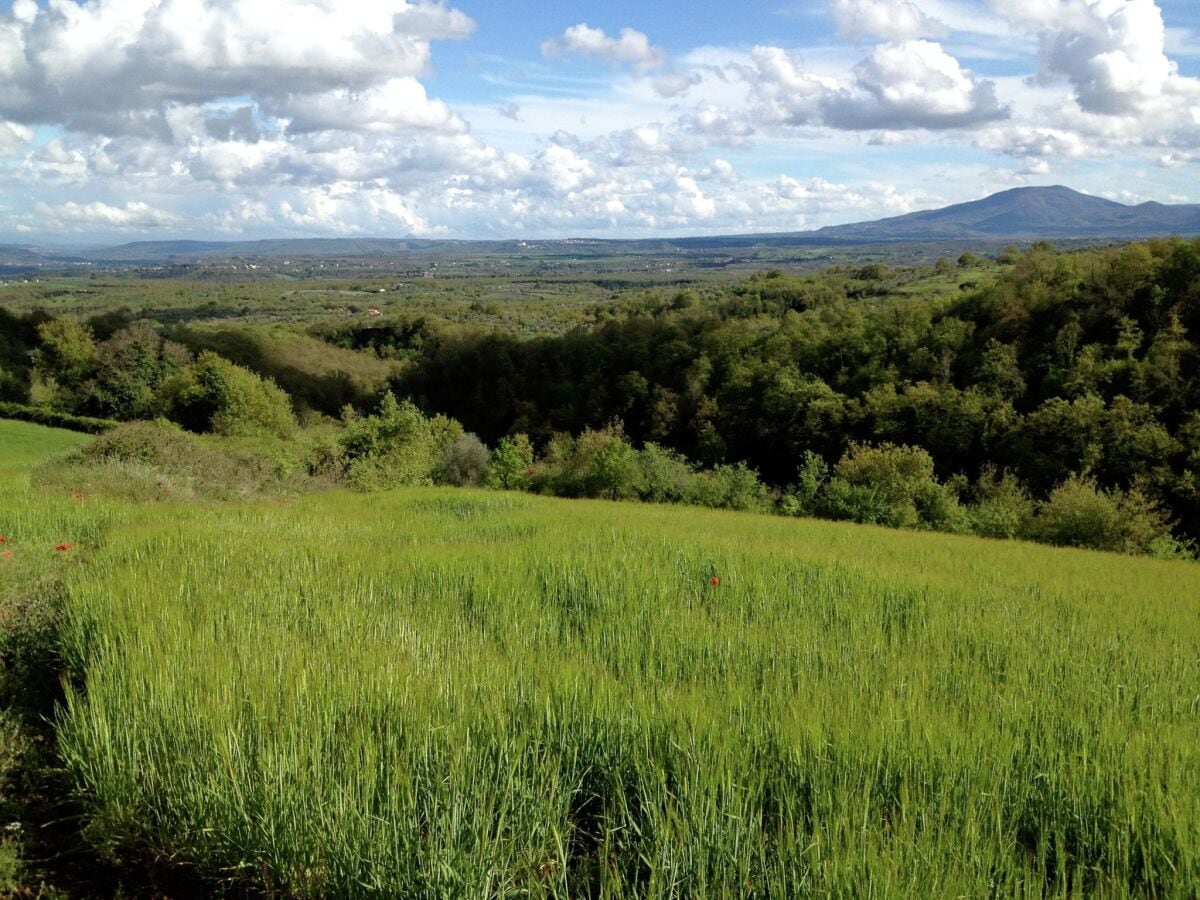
[50,487,1200,896]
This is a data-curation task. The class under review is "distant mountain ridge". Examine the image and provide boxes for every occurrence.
[811,185,1200,241]
[5,186,1199,267]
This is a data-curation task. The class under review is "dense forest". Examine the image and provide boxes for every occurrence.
[3,238,1198,556]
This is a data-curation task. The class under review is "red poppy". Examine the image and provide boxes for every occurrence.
[2,551,12,559]
[709,575,720,587]
[54,543,74,552]
[0,535,6,543]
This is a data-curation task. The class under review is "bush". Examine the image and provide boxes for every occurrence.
[438,433,490,487]
[589,435,643,500]
[1031,475,1123,550]
[969,468,1034,539]
[780,451,829,517]
[338,393,439,490]
[487,435,535,490]
[0,366,29,403]
[0,401,117,434]
[532,426,644,500]
[687,463,771,512]
[826,443,963,530]
[162,352,295,438]
[42,420,316,501]
[1030,475,1181,554]
[637,443,694,504]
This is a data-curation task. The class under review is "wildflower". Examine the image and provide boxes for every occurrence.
[2,551,12,559]
[709,575,720,587]
[0,535,6,543]
[54,543,74,552]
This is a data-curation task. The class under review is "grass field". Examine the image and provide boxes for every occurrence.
[18,459,1192,897]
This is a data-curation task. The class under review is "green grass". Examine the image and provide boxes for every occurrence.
[45,486,1200,897]
[1,418,93,477]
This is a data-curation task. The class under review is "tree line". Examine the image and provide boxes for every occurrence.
[3,238,1198,556]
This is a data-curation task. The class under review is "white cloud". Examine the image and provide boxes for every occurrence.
[976,124,1092,159]
[828,40,1008,128]
[30,200,180,232]
[541,24,668,71]
[273,79,466,135]
[992,0,1199,116]
[831,0,945,42]
[0,0,475,134]
[750,40,1007,130]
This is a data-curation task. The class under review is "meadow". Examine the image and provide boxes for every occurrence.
[0,416,1187,896]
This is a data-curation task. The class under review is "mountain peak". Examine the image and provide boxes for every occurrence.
[815,186,1200,241]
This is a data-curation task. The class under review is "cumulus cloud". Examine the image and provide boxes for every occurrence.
[975,125,1092,159]
[826,40,1008,129]
[0,0,475,134]
[992,0,1199,116]
[751,41,1007,130]
[271,79,466,135]
[831,0,945,42]
[541,24,668,70]
[30,200,180,232]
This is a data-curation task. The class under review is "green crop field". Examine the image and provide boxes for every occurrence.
[15,467,1197,895]
[3,419,1200,896]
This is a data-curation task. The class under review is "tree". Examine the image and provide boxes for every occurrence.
[487,434,535,490]
[589,434,643,500]
[162,351,295,438]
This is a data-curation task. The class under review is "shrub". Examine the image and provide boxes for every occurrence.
[589,435,643,500]
[687,462,771,512]
[338,393,439,490]
[487,435,535,490]
[969,468,1034,539]
[42,420,315,501]
[1031,475,1123,550]
[162,352,295,439]
[637,442,694,504]
[780,451,829,517]
[438,433,491,487]
[826,443,963,530]
[1029,475,1181,554]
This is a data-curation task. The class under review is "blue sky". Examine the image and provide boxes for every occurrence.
[0,0,1198,242]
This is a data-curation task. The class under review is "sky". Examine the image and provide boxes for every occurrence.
[0,0,1199,243]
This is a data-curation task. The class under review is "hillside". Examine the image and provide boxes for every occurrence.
[813,185,1200,240]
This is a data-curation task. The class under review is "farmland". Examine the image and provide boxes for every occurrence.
[2,420,1198,895]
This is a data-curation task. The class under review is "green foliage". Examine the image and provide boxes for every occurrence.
[34,317,96,388]
[487,434,535,490]
[636,442,694,503]
[780,450,829,517]
[969,467,1034,539]
[38,420,318,501]
[588,433,643,500]
[338,393,453,494]
[0,366,29,403]
[162,351,296,439]
[0,402,117,434]
[826,443,965,531]
[437,433,491,487]
[1031,474,1179,554]
[78,323,190,420]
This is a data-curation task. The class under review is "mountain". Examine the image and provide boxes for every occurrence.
[811,185,1200,241]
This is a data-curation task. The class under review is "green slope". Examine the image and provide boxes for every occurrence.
[47,486,1200,897]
